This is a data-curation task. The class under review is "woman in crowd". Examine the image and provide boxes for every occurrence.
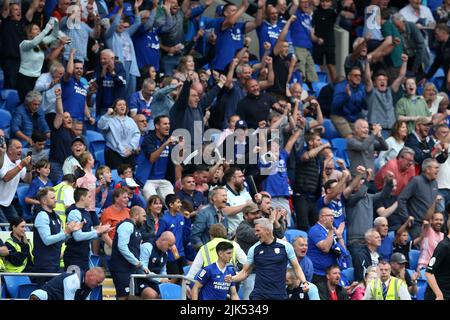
[3,217,34,272]
[377,120,408,168]
[97,98,141,170]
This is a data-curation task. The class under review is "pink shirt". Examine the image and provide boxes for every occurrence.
[418,227,444,270]
[374,159,416,196]
[77,171,97,212]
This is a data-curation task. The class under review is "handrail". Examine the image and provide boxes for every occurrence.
[129,274,195,300]
[0,223,34,227]
[0,272,61,299]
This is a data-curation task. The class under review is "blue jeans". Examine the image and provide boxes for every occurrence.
[0,204,19,224]
[49,161,63,185]
[160,54,181,76]
[437,188,450,212]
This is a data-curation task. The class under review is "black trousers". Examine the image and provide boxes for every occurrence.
[293,194,318,231]
[1,58,20,89]
[105,148,135,171]
[16,72,38,103]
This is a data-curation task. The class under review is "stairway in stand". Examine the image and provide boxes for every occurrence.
[102,278,116,300]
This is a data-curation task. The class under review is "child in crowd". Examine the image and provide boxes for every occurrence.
[95,165,114,210]
[23,131,49,163]
[25,159,53,215]
[156,194,189,280]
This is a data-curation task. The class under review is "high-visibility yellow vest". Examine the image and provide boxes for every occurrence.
[201,237,237,267]
[4,238,34,273]
[369,277,404,300]
[0,257,5,271]
[53,182,72,226]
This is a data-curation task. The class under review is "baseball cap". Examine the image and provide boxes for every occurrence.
[72,136,87,146]
[415,117,432,126]
[29,289,48,300]
[235,120,248,130]
[243,203,259,215]
[122,177,139,188]
[390,252,408,264]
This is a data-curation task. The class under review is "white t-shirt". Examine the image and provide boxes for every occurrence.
[63,186,75,207]
[399,4,435,25]
[226,186,252,236]
[0,154,26,206]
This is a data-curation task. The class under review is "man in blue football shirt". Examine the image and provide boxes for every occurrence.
[192,241,239,300]
[226,217,309,300]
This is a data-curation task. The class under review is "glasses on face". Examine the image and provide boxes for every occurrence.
[400,156,414,164]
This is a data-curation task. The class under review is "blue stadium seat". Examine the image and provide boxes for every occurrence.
[89,254,101,268]
[341,267,354,283]
[0,109,12,137]
[183,265,191,276]
[322,119,340,140]
[1,282,6,299]
[4,275,32,298]
[85,130,106,154]
[111,169,120,183]
[316,72,328,83]
[409,250,420,271]
[331,138,350,167]
[90,286,103,300]
[356,26,364,37]
[159,283,182,300]
[284,229,308,244]
[94,149,105,166]
[16,184,33,222]
[1,89,20,113]
[416,282,427,300]
[427,0,442,12]
[18,283,38,299]
[308,282,320,300]
[0,68,4,89]
[431,77,444,90]
[314,64,321,72]
[312,81,328,95]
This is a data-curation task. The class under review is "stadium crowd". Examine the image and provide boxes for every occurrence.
[0,0,450,301]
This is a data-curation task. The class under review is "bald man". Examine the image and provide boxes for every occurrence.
[136,231,176,299]
[29,267,105,300]
[94,49,127,115]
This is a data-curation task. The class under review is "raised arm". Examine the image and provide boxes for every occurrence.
[222,0,249,31]
[1,0,9,19]
[64,48,76,82]
[391,54,408,93]
[364,60,373,93]
[244,0,265,34]
[274,15,296,56]
[25,0,40,22]
[289,0,298,16]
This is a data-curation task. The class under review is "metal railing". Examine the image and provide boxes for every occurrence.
[1,272,195,300]
[129,274,195,300]
[0,272,61,299]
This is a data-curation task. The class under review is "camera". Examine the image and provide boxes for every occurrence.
[0,136,5,146]
[330,243,342,258]
[74,166,86,179]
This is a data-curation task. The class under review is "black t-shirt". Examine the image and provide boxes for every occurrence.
[49,126,75,164]
[0,17,26,59]
[236,93,277,129]
[425,236,450,299]
[268,54,291,96]
[312,7,337,46]
[374,194,405,232]
[393,241,412,269]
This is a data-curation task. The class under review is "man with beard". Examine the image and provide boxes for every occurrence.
[49,89,84,184]
[318,265,349,300]
[110,206,148,300]
[417,211,445,271]
[226,217,309,300]
[62,49,95,125]
[405,117,448,167]
[223,167,253,237]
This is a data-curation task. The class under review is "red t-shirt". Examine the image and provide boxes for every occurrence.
[329,290,338,300]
